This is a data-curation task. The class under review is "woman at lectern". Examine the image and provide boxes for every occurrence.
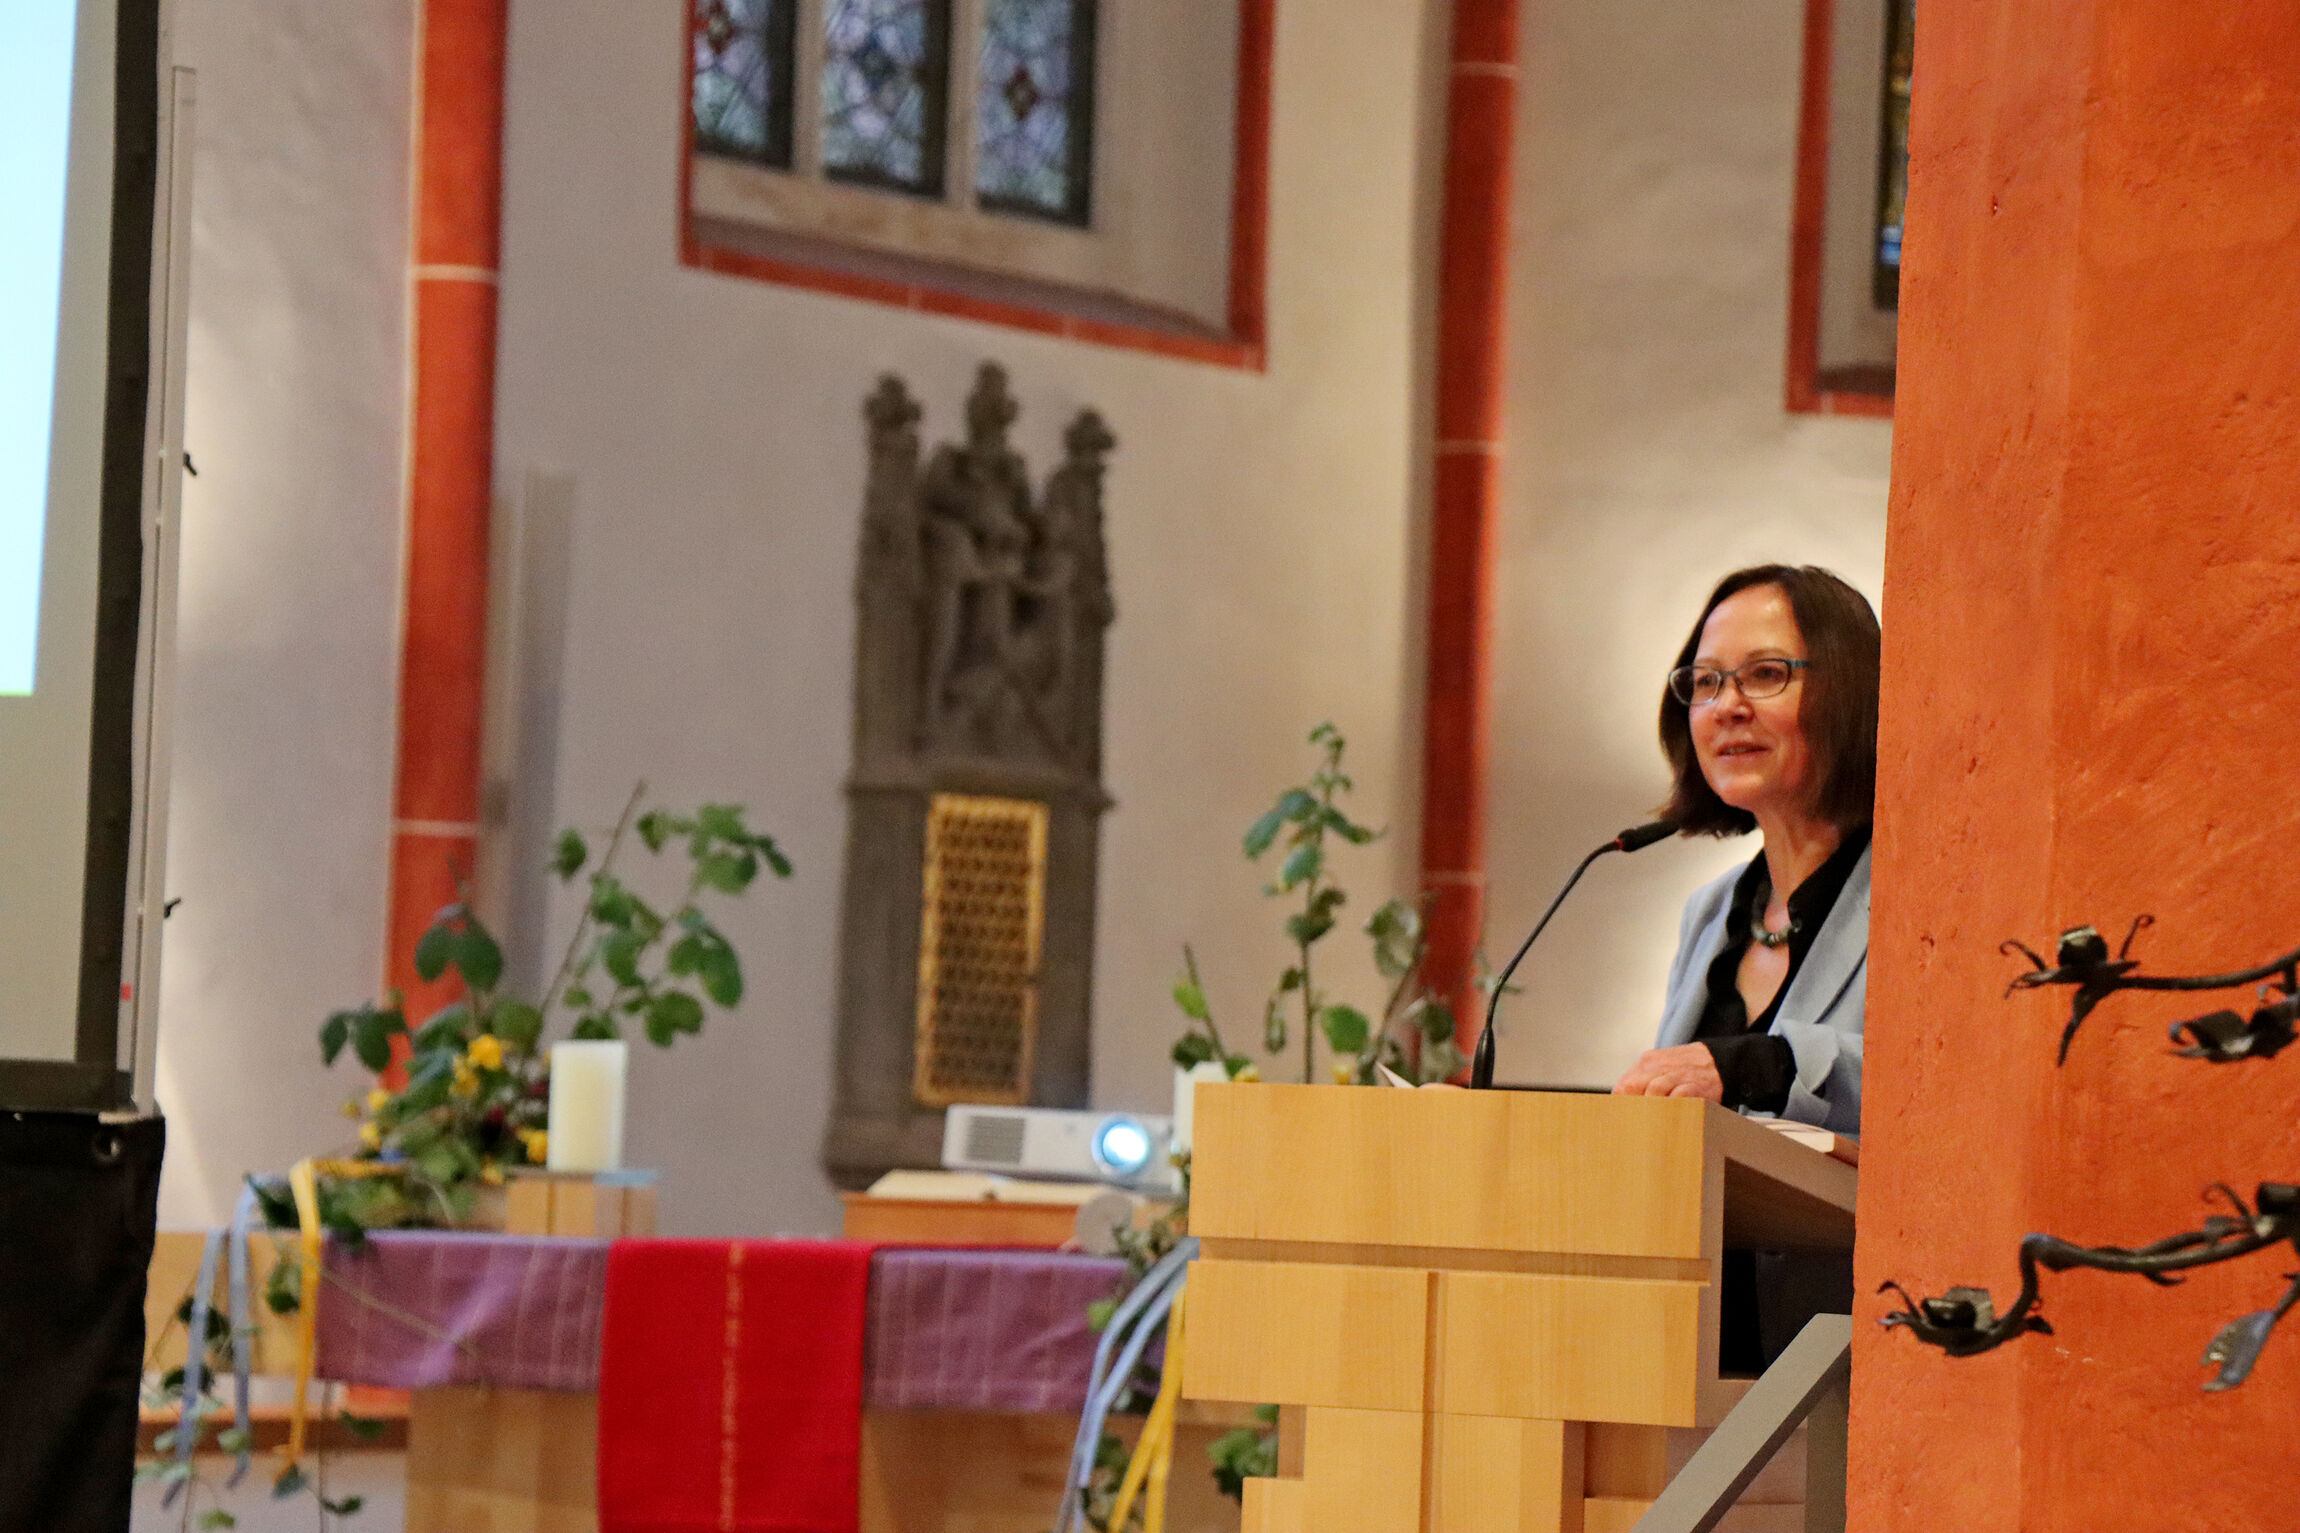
[1612,564,1877,1133]
[1613,564,1877,1369]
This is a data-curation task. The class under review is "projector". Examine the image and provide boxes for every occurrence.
[941,1104,1181,1194]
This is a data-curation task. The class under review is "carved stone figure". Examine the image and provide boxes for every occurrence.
[826,364,1116,1187]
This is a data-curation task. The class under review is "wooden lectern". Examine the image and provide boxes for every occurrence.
[1180,1085,1857,1533]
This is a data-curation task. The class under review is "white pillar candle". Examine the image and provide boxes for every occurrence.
[547,1040,627,1172]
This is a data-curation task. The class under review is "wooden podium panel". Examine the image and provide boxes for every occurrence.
[1182,1086,1855,1533]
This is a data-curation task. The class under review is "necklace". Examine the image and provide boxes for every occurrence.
[1751,876,1799,949]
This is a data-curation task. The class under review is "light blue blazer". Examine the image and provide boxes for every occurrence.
[1653,845,1869,1137]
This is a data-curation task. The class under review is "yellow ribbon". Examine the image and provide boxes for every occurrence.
[1107,1285,1187,1533]
[282,1157,402,1470]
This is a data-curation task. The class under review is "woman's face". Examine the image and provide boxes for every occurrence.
[1690,584,1815,822]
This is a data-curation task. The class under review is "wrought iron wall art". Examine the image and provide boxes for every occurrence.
[1880,921,2300,1389]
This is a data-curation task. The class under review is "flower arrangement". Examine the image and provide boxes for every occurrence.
[251,788,789,1240]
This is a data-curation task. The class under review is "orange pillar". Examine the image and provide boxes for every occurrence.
[1856,2,2300,1526]
[385,0,506,1024]
[1421,0,1518,1055]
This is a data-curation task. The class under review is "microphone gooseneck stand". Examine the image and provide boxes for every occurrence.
[1468,819,1679,1089]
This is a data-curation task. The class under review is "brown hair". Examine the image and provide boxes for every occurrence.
[1656,564,1879,837]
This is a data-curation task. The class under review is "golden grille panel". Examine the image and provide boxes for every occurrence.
[912,794,1048,1107]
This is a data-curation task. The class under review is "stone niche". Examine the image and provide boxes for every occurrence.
[822,364,1115,1188]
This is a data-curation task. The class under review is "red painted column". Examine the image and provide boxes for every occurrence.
[384,0,506,1025]
[1421,0,1519,1054]
[1856,2,2300,1525]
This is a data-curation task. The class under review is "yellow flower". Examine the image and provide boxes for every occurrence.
[517,1128,549,1165]
[466,1034,505,1071]
[1331,1061,1355,1085]
[451,1061,479,1099]
[359,1122,382,1150]
[341,1098,362,1120]
[1232,1063,1261,1083]
[479,1162,506,1187]
[365,1087,391,1115]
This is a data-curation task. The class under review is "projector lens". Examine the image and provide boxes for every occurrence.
[1091,1116,1153,1178]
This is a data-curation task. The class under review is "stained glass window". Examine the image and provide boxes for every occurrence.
[693,0,796,167]
[975,0,1098,226]
[822,0,953,197]
[1873,0,1913,308]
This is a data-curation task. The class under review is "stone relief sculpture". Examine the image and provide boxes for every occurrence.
[826,364,1116,1187]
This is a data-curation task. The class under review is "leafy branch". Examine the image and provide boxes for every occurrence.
[275,788,791,1238]
[1170,723,1470,1087]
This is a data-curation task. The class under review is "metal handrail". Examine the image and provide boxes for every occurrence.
[1632,1313,1851,1533]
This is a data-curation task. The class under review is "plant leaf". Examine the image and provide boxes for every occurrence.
[636,811,671,854]
[339,1412,387,1443]
[602,931,645,987]
[320,1495,365,1517]
[648,991,704,1045]
[455,921,504,992]
[1320,1004,1371,1055]
[319,1009,356,1066]
[697,851,756,893]
[1278,840,1323,891]
[493,1001,543,1051]
[753,835,794,878]
[352,1009,405,1073]
[413,915,459,984]
[589,876,636,927]
[410,1001,471,1054]
[1322,806,1379,845]
[1241,806,1287,859]
[698,945,743,1007]
[551,829,588,880]
[196,1508,237,1530]
[273,1462,309,1499]
[1171,1033,1216,1070]
[572,1015,620,1041]
[1284,910,1336,947]
[1172,977,1210,1022]
[415,1144,465,1184]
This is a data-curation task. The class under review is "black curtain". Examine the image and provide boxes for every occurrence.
[0,1113,163,1533]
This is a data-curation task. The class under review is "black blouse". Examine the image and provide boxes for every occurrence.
[1692,827,1871,1113]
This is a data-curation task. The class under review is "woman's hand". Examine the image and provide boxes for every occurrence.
[1614,1044,1725,1103]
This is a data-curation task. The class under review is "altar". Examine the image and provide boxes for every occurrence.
[304,1235,1244,1533]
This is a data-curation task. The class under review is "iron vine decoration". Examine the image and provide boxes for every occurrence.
[1878,919,2300,1390]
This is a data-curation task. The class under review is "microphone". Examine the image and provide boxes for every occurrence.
[1468,819,1678,1089]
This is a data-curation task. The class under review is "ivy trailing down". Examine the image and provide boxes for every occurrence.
[1880,919,2300,1390]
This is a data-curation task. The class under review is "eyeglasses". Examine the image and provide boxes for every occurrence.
[1668,658,1809,706]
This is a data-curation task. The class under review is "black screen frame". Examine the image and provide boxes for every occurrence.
[0,0,161,1114]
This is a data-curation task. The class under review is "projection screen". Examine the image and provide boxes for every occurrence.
[0,0,178,1111]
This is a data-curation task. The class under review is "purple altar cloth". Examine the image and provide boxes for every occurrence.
[863,1247,1129,1413]
[317,1231,610,1393]
[314,1233,1130,1411]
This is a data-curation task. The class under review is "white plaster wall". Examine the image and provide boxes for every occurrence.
[153,2,413,1226]
[1483,0,1893,1089]
[493,0,1441,1237]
